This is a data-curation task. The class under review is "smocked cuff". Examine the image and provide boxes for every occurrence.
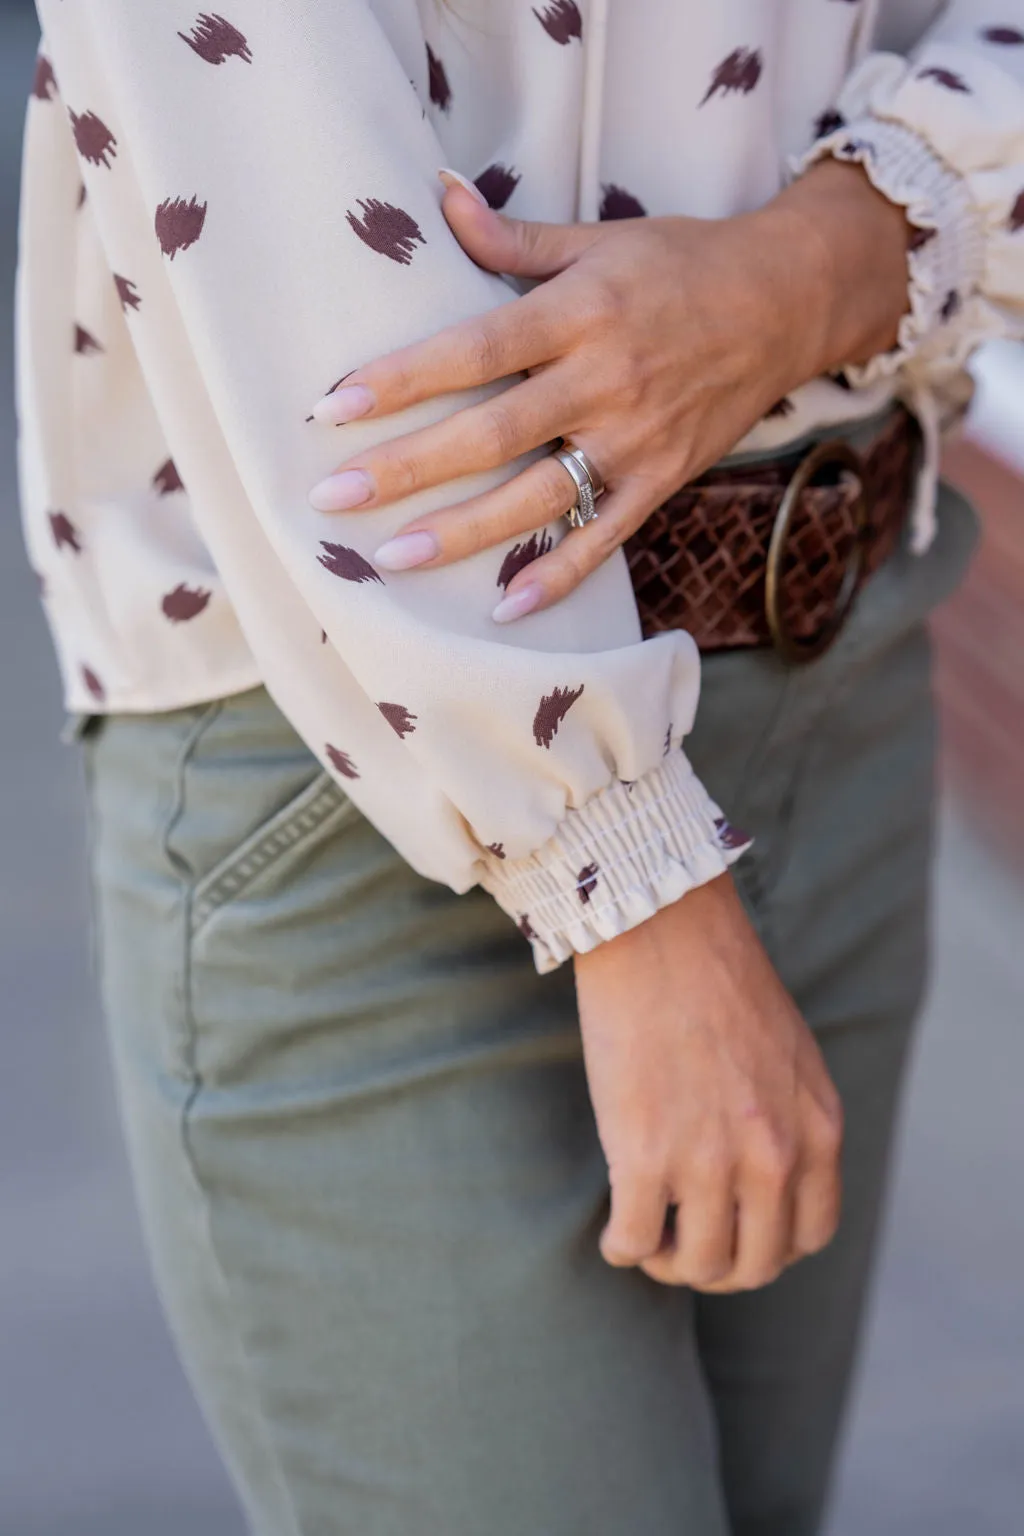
[792,118,986,386]
[478,750,752,974]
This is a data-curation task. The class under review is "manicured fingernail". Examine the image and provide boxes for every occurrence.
[308,469,374,512]
[438,168,489,208]
[492,582,542,624]
[372,530,440,571]
[311,384,375,426]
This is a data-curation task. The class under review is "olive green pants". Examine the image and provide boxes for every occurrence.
[81,486,977,1536]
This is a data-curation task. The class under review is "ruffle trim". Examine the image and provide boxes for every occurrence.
[479,750,752,974]
[791,118,987,389]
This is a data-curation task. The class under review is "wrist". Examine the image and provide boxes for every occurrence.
[573,871,745,980]
[759,159,911,380]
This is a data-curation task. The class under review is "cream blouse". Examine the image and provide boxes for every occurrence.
[17,1,1024,970]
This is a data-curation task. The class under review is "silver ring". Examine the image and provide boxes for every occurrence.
[554,443,605,529]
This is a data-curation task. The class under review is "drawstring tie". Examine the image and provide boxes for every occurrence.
[904,383,943,554]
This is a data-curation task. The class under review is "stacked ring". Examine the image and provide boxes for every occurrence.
[554,443,606,528]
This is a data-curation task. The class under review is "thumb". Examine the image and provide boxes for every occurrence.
[439,169,600,279]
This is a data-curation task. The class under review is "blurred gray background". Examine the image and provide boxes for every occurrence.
[0,5,1020,1533]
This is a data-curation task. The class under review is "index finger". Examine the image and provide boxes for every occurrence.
[311,284,565,425]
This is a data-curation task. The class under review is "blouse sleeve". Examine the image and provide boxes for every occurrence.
[34,0,748,974]
[794,3,1024,391]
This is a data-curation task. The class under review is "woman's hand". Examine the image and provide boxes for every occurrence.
[308,161,910,621]
[574,873,844,1291]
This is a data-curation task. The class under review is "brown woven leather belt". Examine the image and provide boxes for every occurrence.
[625,405,921,662]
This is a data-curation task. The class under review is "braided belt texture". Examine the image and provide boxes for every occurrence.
[625,407,921,654]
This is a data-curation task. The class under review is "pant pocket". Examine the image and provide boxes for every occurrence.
[189,769,354,936]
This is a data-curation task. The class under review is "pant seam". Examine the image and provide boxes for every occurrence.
[167,708,305,1536]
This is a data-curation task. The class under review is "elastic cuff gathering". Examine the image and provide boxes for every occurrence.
[792,117,986,387]
[478,750,752,974]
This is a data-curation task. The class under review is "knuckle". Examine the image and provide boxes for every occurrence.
[549,544,591,597]
[616,348,647,407]
[794,1220,837,1259]
[463,323,505,381]
[479,402,521,464]
[452,507,491,558]
[614,1148,668,1193]
[601,1236,645,1268]
[541,463,577,518]
[381,448,423,501]
[602,1218,661,1267]
[579,275,626,330]
[746,1130,798,1191]
[372,359,414,408]
[588,511,626,563]
[688,1141,735,1190]
[807,1103,844,1163]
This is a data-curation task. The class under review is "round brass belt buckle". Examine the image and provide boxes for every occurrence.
[765,438,869,665]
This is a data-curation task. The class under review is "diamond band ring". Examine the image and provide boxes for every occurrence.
[554,443,606,529]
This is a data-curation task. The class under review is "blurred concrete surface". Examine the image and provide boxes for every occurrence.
[0,7,1020,1534]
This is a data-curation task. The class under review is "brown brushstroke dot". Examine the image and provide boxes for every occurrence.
[533,1,583,45]
[320,629,328,644]
[917,65,971,92]
[178,13,253,65]
[908,225,937,252]
[426,44,452,111]
[701,47,763,106]
[377,701,417,738]
[576,863,599,905]
[326,743,360,780]
[76,183,87,210]
[161,582,212,623]
[305,371,353,422]
[32,54,57,102]
[981,25,1024,44]
[497,530,553,590]
[155,196,208,259]
[1008,190,1024,233]
[766,396,795,419]
[475,164,521,211]
[69,109,118,168]
[114,274,142,312]
[346,199,426,266]
[49,512,82,554]
[487,842,506,860]
[600,184,647,220]
[318,542,384,584]
[940,288,961,322]
[715,816,752,852]
[814,108,845,138]
[517,914,537,941]
[663,724,673,756]
[74,324,103,356]
[81,665,105,702]
[533,685,584,749]
[153,458,184,496]
[838,137,875,159]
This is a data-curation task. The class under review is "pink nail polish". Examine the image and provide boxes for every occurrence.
[492,582,542,624]
[438,167,490,209]
[311,384,375,426]
[308,469,374,512]
[372,530,440,571]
